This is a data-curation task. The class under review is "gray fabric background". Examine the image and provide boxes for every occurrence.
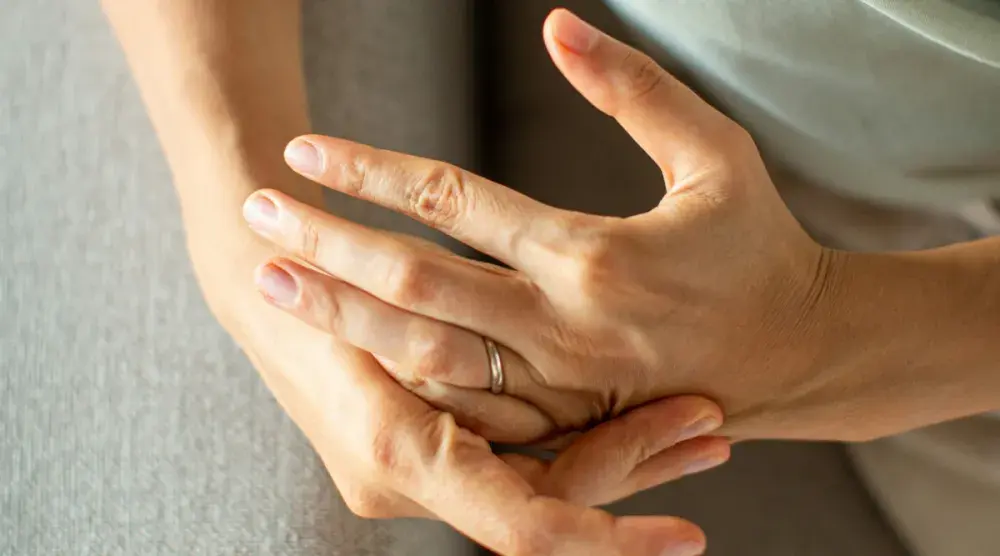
[1,1,474,554]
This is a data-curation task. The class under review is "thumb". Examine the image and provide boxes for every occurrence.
[543,9,749,186]
[539,396,730,507]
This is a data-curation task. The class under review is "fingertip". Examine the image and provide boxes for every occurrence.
[243,189,280,233]
[616,516,706,556]
[681,436,731,477]
[631,395,724,444]
[544,8,600,55]
[706,436,733,463]
[284,136,323,178]
[254,260,301,308]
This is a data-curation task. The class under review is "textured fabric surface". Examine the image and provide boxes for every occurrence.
[606,0,1000,213]
[1,1,476,554]
[851,419,1000,556]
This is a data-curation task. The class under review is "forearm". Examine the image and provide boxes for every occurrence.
[806,237,1000,439]
[102,0,322,321]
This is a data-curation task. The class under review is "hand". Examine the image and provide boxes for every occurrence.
[244,9,848,443]
[229,294,724,555]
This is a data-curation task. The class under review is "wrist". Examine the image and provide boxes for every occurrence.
[178,168,322,340]
[778,241,1000,441]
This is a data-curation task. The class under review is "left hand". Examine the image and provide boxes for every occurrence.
[245,9,848,443]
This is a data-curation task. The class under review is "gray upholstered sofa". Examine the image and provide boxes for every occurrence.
[2,1,909,554]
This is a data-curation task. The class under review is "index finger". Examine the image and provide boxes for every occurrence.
[284,135,575,275]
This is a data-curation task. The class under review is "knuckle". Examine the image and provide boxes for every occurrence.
[623,50,666,104]
[566,224,625,291]
[719,123,759,160]
[698,127,761,206]
[367,420,404,476]
[306,284,343,334]
[342,152,371,196]
[506,524,554,556]
[407,328,457,380]
[408,166,467,227]
[384,254,434,307]
[295,215,322,261]
[417,412,491,470]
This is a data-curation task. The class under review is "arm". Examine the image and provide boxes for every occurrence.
[101,5,722,554]
[805,238,1000,439]
[240,9,1000,446]
[101,0,322,329]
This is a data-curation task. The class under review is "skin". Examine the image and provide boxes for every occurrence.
[246,10,1000,446]
[102,1,727,554]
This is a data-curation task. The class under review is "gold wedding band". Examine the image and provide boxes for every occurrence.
[483,337,505,395]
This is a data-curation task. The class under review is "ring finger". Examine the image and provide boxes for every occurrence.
[256,257,561,443]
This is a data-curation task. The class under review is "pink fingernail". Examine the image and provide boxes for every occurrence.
[620,520,705,556]
[683,454,726,477]
[552,10,600,53]
[284,139,321,177]
[663,541,705,556]
[256,263,299,307]
[243,193,279,233]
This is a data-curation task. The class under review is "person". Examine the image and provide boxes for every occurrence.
[99,1,999,555]
[97,2,727,555]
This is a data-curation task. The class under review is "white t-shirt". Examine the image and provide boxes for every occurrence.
[607,0,1000,231]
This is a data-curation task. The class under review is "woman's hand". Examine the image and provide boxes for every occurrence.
[232,297,724,555]
[244,9,854,443]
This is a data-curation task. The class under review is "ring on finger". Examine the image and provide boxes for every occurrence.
[483,337,505,395]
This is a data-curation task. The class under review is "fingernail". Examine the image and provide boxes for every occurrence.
[678,416,721,443]
[683,454,726,477]
[243,194,279,233]
[284,139,321,177]
[256,263,299,307]
[663,541,705,556]
[553,10,600,53]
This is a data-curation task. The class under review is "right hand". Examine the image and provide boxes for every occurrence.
[226,291,727,556]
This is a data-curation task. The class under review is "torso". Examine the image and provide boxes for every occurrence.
[607,0,1000,226]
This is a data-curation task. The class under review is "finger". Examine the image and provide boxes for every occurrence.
[255,258,549,396]
[383,333,608,440]
[399,414,707,556]
[294,334,705,555]
[405,379,557,444]
[542,396,728,506]
[543,9,747,184]
[625,436,730,497]
[256,258,592,443]
[255,258,491,389]
[283,134,586,275]
[243,189,539,345]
